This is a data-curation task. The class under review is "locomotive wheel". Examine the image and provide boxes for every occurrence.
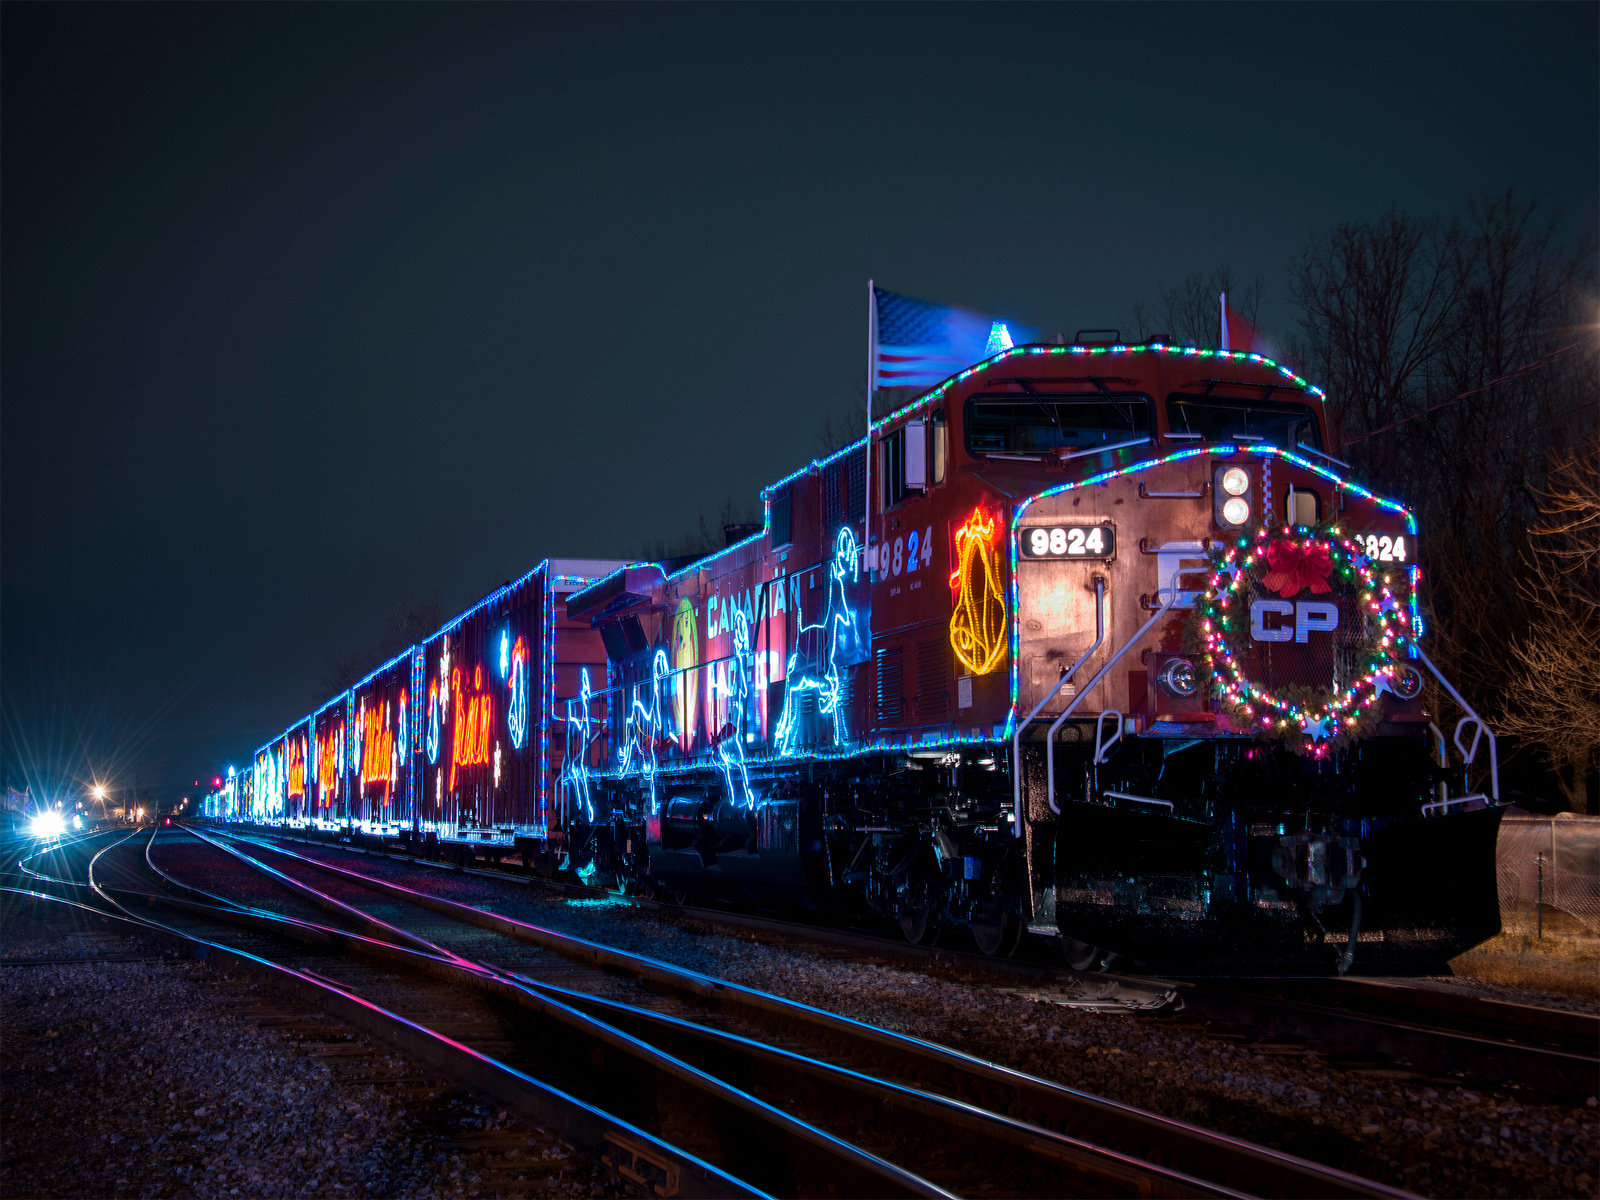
[894,864,942,945]
[898,908,938,946]
[970,908,1021,957]
[1061,935,1104,972]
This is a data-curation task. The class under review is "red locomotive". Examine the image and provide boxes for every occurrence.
[213,339,1506,972]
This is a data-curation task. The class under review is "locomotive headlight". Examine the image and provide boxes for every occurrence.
[1214,465,1253,528]
[1157,657,1198,697]
[1390,663,1425,701]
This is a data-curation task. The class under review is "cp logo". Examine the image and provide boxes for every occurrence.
[1250,599,1340,643]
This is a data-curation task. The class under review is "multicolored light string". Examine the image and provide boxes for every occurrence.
[1193,525,1412,756]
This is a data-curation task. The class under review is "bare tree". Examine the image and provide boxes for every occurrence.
[638,496,762,563]
[815,369,870,456]
[1290,193,1599,804]
[322,597,445,698]
[1125,266,1262,347]
[1289,209,1465,461]
[1498,439,1600,811]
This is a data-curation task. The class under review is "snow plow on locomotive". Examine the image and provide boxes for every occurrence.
[557,342,1504,972]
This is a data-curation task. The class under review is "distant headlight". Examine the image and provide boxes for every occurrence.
[1220,467,1251,496]
[1221,497,1251,525]
[30,811,66,839]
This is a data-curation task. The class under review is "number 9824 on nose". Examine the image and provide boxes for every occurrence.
[1020,523,1116,560]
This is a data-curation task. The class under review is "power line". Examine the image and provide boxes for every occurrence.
[1337,342,1586,450]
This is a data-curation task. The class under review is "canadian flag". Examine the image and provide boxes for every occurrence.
[1220,292,1261,354]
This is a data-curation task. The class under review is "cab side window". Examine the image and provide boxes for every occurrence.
[883,412,945,508]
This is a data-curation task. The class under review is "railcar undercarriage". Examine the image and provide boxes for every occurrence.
[566,723,1503,973]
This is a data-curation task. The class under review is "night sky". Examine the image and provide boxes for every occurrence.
[3,3,1595,803]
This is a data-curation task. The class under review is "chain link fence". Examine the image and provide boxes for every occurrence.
[1497,813,1600,936]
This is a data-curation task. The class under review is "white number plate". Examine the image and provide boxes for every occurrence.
[1021,524,1115,560]
[1353,532,1413,563]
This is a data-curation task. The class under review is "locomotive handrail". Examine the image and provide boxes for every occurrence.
[1009,576,1106,837]
[1103,791,1175,813]
[1092,710,1124,765]
[1138,481,1207,499]
[1043,565,1205,815]
[1412,645,1500,802]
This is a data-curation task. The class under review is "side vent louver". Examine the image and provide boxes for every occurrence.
[875,645,905,723]
[913,640,950,719]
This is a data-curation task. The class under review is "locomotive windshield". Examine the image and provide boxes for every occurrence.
[1165,394,1323,449]
[965,392,1151,456]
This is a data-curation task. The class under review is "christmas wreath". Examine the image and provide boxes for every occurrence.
[1186,524,1414,754]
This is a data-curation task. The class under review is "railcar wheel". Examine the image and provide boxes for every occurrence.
[970,908,1021,957]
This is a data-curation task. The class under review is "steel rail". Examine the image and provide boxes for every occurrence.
[212,827,1414,1200]
[143,829,953,1199]
[1177,981,1600,1106]
[220,821,1184,999]
[6,880,759,1200]
[168,833,1242,1198]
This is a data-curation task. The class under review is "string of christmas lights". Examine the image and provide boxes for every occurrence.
[1191,525,1412,756]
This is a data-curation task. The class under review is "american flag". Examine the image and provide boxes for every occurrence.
[872,286,1037,390]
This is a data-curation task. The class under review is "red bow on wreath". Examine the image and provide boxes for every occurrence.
[1260,540,1333,597]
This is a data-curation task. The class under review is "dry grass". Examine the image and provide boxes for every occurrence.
[1450,923,1599,999]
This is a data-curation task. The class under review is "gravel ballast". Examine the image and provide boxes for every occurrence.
[7,836,1598,1199]
[255,842,1598,1200]
[0,897,626,1199]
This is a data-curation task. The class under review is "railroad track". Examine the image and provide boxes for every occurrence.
[8,833,757,1199]
[1172,977,1600,1106]
[219,820,1181,1011]
[216,822,1598,1107]
[189,823,1409,1199]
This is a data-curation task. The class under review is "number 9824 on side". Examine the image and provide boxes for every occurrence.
[1020,523,1116,560]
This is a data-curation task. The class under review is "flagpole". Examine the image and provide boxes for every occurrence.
[864,279,875,572]
[1219,291,1228,352]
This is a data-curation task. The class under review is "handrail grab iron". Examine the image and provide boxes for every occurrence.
[1009,576,1106,836]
